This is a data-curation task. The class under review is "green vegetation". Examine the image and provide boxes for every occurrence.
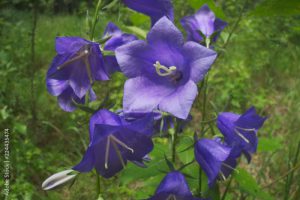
[0,0,299,199]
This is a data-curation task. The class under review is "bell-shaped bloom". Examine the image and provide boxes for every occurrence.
[148,171,203,200]
[217,106,267,161]
[73,109,154,178]
[195,138,237,187]
[181,4,227,43]
[122,0,174,26]
[102,22,137,74]
[116,17,217,119]
[46,37,109,111]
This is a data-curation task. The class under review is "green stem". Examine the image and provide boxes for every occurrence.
[96,173,101,197]
[221,176,233,200]
[90,0,102,40]
[198,75,209,197]
[171,119,179,163]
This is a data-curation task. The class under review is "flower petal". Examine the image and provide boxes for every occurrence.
[123,76,174,114]
[183,41,217,83]
[122,0,174,26]
[55,36,89,55]
[147,17,184,47]
[158,80,198,119]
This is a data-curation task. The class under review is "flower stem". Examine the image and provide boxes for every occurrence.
[171,119,179,163]
[221,175,233,200]
[96,173,101,198]
[90,0,102,40]
[198,75,209,197]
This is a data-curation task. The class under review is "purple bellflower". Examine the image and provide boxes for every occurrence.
[217,106,267,162]
[73,109,154,178]
[194,138,238,187]
[102,22,137,74]
[46,37,109,112]
[116,17,217,119]
[122,0,174,26]
[181,4,227,45]
[148,171,203,200]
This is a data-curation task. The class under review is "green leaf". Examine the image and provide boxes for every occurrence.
[258,137,282,152]
[234,168,274,200]
[249,0,300,16]
[129,12,149,26]
[123,26,147,39]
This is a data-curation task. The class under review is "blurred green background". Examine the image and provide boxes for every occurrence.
[0,0,299,199]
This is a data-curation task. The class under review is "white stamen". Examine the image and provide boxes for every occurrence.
[219,172,226,181]
[110,135,134,153]
[234,128,250,143]
[235,126,256,132]
[167,194,177,200]
[104,137,111,169]
[111,139,126,168]
[153,61,176,77]
[222,163,239,173]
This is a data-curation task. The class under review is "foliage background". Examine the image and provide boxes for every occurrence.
[0,0,299,199]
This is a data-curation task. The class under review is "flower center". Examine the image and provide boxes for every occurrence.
[104,135,134,170]
[153,61,177,77]
[56,45,93,84]
[233,126,256,144]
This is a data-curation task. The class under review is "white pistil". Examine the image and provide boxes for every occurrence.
[111,139,126,168]
[235,126,256,132]
[153,61,177,77]
[104,137,111,169]
[110,135,134,153]
[234,128,250,143]
[57,53,86,70]
[104,135,134,170]
[219,172,226,181]
[222,163,239,173]
[167,194,176,200]
[83,57,93,84]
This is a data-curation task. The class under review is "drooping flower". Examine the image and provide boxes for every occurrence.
[122,0,174,26]
[73,109,154,178]
[116,17,217,119]
[181,4,227,44]
[148,171,203,200]
[46,37,109,111]
[194,138,236,187]
[217,106,267,162]
[102,22,137,74]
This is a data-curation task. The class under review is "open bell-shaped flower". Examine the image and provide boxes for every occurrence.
[116,17,217,119]
[46,37,109,111]
[181,4,227,45]
[217,106,267,162]
[73,109,154,178]
[148,171,204,200]
[194,138,238,187]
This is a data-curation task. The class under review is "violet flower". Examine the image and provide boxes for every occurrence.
[181,4,227,45]
[122,0,174,26]
[148,171,203,200]
[46,37,109,111]
[73,109,154,178]
[194,138,236,187]
[217,106,267,162]
[102,22,137,74]
[116,17,217,119]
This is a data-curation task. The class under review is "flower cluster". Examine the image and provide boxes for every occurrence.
[44,1,267,199]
